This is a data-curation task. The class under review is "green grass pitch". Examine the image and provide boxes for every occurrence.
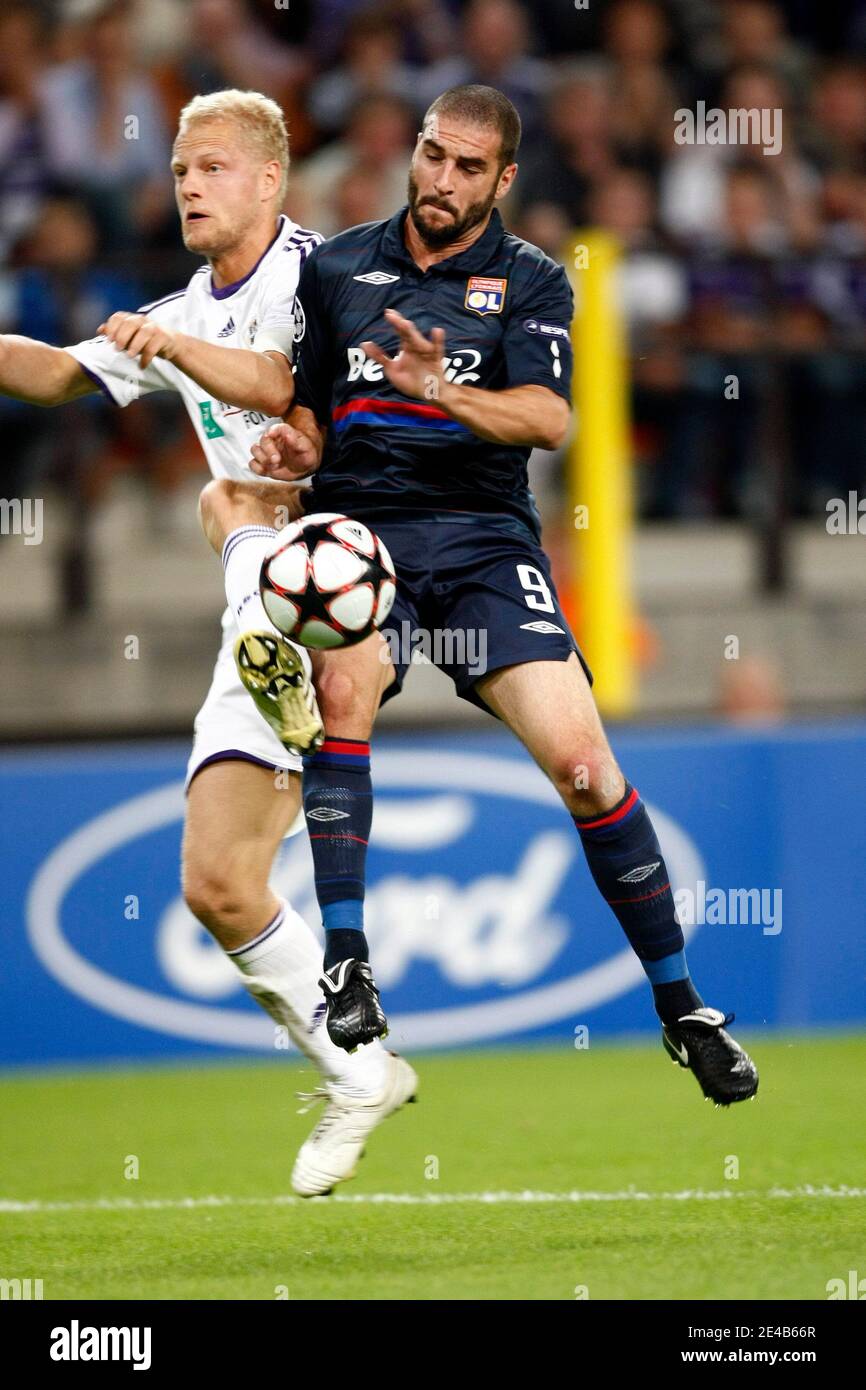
[1,1034,863,1300]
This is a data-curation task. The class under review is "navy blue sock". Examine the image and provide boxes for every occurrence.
[573,781,703,1025]
[303,736,372,972]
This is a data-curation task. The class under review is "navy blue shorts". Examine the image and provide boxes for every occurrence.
[367,515,593,715]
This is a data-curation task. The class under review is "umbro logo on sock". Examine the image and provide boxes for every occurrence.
[617,862,661,883]
[217,317,236,338]
[306,807,350,821]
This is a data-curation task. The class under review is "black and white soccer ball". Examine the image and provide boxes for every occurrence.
[260,512,397,649]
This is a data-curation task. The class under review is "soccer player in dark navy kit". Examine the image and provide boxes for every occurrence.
[201,86,758,1108]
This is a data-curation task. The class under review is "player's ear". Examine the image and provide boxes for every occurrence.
[495,163,518,201]
[262,159,281,200]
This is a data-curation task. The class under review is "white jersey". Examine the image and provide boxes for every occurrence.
[65,214,322,480]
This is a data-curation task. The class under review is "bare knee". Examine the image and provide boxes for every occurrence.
[313,639,391,736]
[183,858,265,936]
[546,742,625,817]
[198,478,291,553]
[199,478,248,553]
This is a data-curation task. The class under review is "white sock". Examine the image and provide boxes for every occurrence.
[226,899,389,1098]
[222,525,281,637]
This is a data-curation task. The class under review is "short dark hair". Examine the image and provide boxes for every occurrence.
[423,85,522,171]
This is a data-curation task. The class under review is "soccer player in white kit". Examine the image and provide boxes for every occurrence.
[0,89,417,1195]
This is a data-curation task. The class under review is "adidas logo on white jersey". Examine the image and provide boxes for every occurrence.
[217,317,236,338]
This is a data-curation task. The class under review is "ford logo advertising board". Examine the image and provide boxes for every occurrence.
[24,748,704,1053]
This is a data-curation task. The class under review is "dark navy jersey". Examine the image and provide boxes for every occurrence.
[291,206,574,541]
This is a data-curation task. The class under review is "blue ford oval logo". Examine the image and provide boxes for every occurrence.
[26,750,704,1050]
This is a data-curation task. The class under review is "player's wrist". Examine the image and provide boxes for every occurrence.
[160,329,184,363]
[436,376,460,416]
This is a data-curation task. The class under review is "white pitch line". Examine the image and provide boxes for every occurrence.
[1,1186,865,1214]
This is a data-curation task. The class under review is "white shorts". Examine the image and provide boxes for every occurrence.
[185,609,308,837]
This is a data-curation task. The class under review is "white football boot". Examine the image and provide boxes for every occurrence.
[233,631,324,754]
[291,1052,418,1197]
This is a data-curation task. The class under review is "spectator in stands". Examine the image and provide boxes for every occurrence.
[601,0,685,179]
[331,164,397,232]
[806,60,866,172]
[308,9,418,136]
[382,0,460,65]
[659,63,818,247]
[0,195,143,500]
[293,93,415,236]
[419,0,549,142]
[38,1,172,250]
[153,0,314,154]
[184,0,308,95]
[707,0,812,106]
[7,195,142,346]
[305,0,458,69]
[589,167,687,337]
[653,164,784,518]
[820,168,866,252]
[515,61,617,228]
[0,3,49,260]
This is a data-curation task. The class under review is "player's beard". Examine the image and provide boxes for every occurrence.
[181,204,259,261]
[407,171,498,249]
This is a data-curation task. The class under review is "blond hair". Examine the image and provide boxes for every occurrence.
[176,89,290,201]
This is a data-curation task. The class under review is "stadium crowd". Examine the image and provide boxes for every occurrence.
[3,0,866,526]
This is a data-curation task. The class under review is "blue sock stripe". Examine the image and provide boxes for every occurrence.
[643,950,690,984]
[322,900,364,933]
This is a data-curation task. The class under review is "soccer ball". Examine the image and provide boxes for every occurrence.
[260,512,397,649]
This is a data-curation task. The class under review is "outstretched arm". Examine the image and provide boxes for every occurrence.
[0,335,97,406]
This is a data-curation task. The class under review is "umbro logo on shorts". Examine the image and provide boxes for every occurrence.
[306,807,351,821]
[353,271,400,285]
[520,620,565,635]
[617,862,661,883]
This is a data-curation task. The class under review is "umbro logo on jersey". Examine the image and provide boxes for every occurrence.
[217,317,236,338]
[353,271,400,285]
[617,862,661,884]
[306,807,350,822]
[520,620,565,635]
